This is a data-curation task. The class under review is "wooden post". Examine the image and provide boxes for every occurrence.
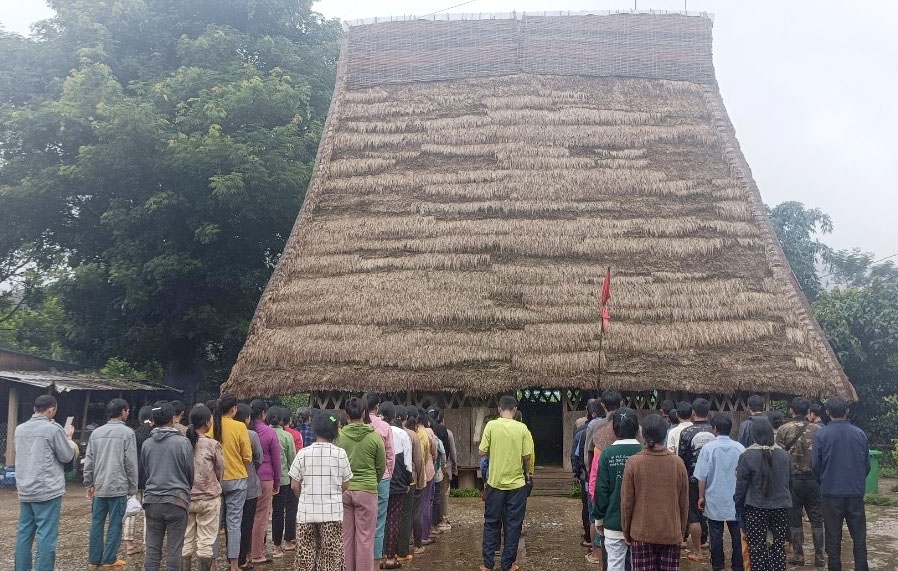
[6,385,18,465]
[80,390,91,440]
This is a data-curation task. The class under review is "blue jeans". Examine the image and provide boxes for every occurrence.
[15,496,63,571]
[708,519,744,571]
[374,478,390,559]
[89,496,127,564]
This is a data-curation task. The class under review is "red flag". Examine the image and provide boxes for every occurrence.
[601,266,611,332]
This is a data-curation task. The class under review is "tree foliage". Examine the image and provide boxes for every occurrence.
[814,281,898,444]
[768,201,833,300]
[0,0,341,386]
[769,201,898,443]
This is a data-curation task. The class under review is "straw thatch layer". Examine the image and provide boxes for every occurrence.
[223,16,852,401]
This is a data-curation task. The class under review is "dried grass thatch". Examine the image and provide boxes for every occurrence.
[223,13,853,401]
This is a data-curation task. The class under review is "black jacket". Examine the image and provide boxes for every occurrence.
[735,446,792,511]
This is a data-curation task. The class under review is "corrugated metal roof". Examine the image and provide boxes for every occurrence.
[0,370,181,393]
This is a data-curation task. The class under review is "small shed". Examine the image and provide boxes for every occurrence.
[1,367,180,465]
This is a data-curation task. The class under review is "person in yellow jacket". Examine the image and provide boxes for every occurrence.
[209,395,253,571]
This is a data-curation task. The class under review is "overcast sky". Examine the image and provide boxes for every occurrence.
[2,0,896,259]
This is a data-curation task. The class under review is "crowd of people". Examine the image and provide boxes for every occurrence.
[12,389,872,571]
[572,391,871,571]
[12,392,458,571]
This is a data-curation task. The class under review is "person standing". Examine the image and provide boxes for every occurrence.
[14,395,79,571]
[270,407,298,558]
[620,414,689,571]
[735,418,792,571]
[141,403,194,571]
[808,404,827,426]
[777,397,824,567]
[290,412,353,571]
[397,406,425,562]
[479,395,534,571]
[234,402,263,570]
[170,401,188,436]
[665,402,692,455]
[677,398,715,563]
[336,397,387,571]
[427,408,454,531]
[84,398,138,568]
[181,404,224,571]
[416,410,438,546]
[812,396,870,571]
[593,408,643,571]
[365,393,396,563]
[249,399,281,564]
[694,414,745,571]
[381,402,414,570]
[123,405,154,556]
[571,400,596,549]
[211,395,253,571]
[297,408,316,451]
[737,395,766,448]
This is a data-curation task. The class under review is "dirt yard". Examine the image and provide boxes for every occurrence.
[2,483,897,570]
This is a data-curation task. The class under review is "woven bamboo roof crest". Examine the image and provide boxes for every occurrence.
[222,13,855,401]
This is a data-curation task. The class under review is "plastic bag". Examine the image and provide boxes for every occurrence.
[124,495,142,518]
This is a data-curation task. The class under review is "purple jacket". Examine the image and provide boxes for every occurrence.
[253,420,282,483]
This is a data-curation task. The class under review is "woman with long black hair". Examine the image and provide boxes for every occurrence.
[211,395,253,571]
[182,404,224,571]
[735,417,793,571]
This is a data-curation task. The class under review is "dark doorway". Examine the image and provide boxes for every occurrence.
[517,394,563,466]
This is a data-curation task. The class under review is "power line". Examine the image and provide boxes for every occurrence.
[421,0,479,18]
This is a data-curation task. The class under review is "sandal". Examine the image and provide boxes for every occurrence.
[126,545,145,555]
[686,552,705,563]
[585,553,603,565]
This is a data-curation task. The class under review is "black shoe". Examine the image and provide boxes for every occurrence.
[788,557,806,566]
[815,555,826,568]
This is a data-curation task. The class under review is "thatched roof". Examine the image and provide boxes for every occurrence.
[223,12,854,400]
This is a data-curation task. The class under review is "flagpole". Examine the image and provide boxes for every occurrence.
[597,265,611,398]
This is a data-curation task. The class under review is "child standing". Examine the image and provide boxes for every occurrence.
[269,407,298,558]
[290,412,353,571]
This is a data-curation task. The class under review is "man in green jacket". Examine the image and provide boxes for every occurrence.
[336,397,386,571]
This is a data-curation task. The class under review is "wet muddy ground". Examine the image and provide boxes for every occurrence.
[2,482,897,570]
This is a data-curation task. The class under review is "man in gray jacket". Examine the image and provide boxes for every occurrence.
[14,394,79,571]
[84,398,138,568]
[141,402,194,571]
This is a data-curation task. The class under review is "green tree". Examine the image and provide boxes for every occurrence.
[0,1,341,388]
[814,280,898,444]
[768,201,833,301]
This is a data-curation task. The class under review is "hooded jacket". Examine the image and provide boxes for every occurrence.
[335,422,386,493]
[140,427,194,510]
[83,419,138,497]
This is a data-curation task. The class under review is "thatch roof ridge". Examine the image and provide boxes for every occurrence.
[223,13,854,401]
[698,85,854,399]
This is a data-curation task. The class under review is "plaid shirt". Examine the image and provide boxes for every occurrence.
[299,424,316,451]
[289,442,353,523]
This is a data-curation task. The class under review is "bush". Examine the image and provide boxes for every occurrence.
[450,488,481,498]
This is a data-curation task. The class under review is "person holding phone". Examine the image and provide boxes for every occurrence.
[14,394,80,571]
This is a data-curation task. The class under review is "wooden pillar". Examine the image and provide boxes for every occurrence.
[80,390,91,439]
[6,385,18,465]
[458,468,477,490]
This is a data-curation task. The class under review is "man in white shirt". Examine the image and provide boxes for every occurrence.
[666,401,693,454]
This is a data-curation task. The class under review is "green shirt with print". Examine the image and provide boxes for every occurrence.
[479,417,534,491]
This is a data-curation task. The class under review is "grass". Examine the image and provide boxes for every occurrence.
[450,488,482,498]
[864,494,898,507]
